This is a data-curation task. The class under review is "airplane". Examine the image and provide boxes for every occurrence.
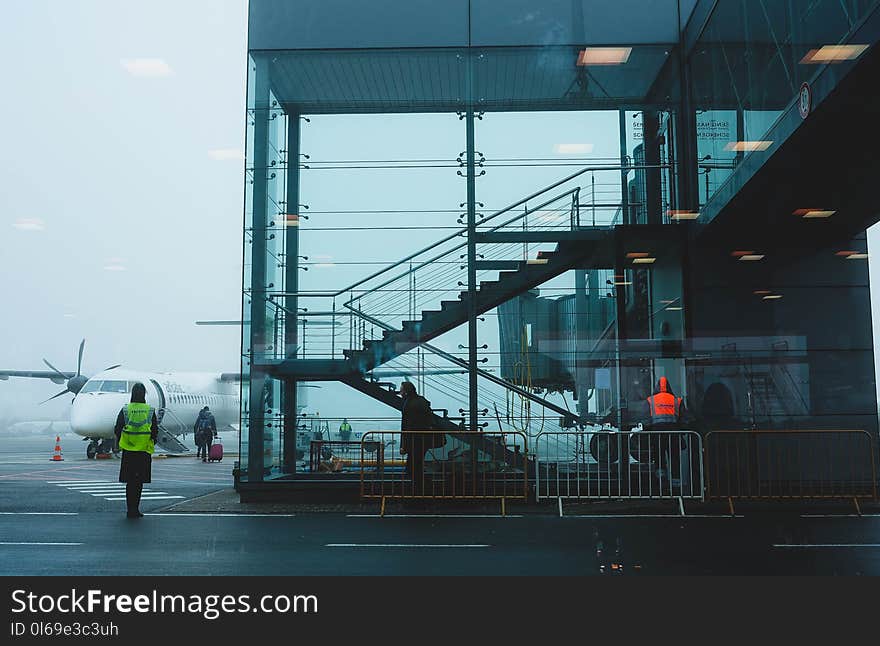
[0,340,240,458]
[1,339,469,459]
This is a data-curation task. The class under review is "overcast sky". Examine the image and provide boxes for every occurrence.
[2,1,878,427]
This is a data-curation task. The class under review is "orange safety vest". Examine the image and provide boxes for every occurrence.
[646,377,682,426]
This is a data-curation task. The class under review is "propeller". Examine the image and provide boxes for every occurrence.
[39,339,89,404]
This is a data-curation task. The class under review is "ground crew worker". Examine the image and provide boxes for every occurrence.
[338,418,352,442]
[114,382,158,519]
[646,376,683,427]
[644,376,687,486]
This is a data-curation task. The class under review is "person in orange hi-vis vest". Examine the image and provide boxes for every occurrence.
[645,376,683,427]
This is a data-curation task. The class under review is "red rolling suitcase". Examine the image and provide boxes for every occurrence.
[208,441,223,462]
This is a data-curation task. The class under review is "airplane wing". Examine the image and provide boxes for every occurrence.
[0,370,74,384]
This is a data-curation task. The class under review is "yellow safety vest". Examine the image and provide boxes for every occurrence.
[119,402,155,454]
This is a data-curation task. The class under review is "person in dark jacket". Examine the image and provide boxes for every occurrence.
[114,382,158,519]
[398,381,444,495]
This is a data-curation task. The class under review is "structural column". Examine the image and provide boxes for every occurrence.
[466,109,478,432]
[246,57,271,482]
[282,112,301,473]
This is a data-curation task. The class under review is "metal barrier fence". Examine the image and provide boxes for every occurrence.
[535,431,704,511]
[705,430,878,510]
[360,431,529,514]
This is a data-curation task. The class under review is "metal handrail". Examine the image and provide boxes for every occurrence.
[343,186,581,309]
[264,163,668,301]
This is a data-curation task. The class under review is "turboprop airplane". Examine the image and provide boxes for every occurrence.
[0,340,240,458]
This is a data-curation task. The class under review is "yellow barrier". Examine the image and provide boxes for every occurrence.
[359,430,529,514]
[704,430,878,512]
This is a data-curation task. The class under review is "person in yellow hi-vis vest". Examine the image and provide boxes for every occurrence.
[114,382,158,519]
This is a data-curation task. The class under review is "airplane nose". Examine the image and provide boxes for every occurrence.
[70,394,122,437]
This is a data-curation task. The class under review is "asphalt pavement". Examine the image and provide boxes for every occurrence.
[2,434,880,576]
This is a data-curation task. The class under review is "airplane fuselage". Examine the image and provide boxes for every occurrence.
[70,367,239,445]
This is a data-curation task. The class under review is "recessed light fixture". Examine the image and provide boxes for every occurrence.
[763,294,783,300]
[632,257,656,264]
[739,254,765,261]
[577,47,632,66]
[793,208,836,218]
[846,253,869,259]
[554,143,594,154]
[753,290,772,295]
[665,306,683,311]
[723,141,773,152]
[626,252,650,258]
[668,210,700,220]
[800,44,869,64]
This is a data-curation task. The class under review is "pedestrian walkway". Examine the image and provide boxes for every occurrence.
[49,480,183,502]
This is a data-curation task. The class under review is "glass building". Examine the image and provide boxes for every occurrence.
[239,0,880,490]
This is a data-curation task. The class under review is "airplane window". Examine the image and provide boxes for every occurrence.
[80,380,102,393]
[100,380,129,393]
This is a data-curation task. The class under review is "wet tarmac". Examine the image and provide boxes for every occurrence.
[1,435,879,575]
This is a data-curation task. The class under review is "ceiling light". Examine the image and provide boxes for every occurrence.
[626,252,650,258]
[632,257,656,264]
[723,141,773,152]
[554,143,594,154]
[762,294,783,300]
[753,290,772,295]
[577,47,632,66]
[739,254,765,261]
[665,306,683,311]
[660,299,678,304]
[846,253,869,259]
[669,211,700,221]
[793,208,836,218]
[800,44,869,64]
[613,281,632,286]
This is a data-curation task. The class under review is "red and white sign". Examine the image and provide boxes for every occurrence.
[798,82,812,119]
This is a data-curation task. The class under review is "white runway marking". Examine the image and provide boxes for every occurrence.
[0,542,82,546]
[326,543,491,548]
[801,514,880,518]
[0,512,78,516]
[143,513,297,517]
[773,544,880,548]
[346,514,522,518]
[104,496,184,501]
[563,514,744,519]
[50,481,174,502]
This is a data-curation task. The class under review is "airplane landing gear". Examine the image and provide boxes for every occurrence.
[97,439,114,455]
[86,441,98,459]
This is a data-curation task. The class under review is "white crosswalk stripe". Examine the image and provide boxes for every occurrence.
[48,481,179,502]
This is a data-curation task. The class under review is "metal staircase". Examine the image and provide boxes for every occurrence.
[344,231,610,374]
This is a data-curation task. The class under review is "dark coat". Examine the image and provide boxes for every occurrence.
[401,394,445,453]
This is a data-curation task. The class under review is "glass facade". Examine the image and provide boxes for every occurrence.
[239,0,880,485]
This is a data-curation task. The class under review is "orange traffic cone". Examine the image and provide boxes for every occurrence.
[50,435,64,462]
